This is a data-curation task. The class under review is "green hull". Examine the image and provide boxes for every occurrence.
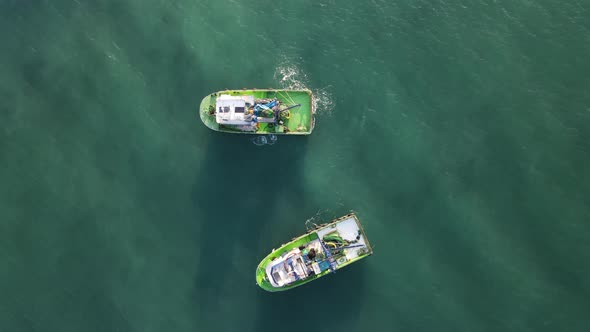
[256,213,373,292]
[198,89,315,135]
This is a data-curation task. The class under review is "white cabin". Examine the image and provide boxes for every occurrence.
[215,94,255,125]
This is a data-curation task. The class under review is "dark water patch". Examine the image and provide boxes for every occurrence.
[254,259,366,332]
[190,134,313,328]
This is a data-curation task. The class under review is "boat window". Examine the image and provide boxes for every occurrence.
[235,106,245,113]
[272,271,281,283]
[223,106,230,113]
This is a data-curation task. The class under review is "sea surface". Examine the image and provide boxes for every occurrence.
[1,0,589,331]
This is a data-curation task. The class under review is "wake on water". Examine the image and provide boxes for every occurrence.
[274,62,335,116]
[251,134,277,146]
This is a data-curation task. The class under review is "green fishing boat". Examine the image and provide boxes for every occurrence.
[198,89,315,135]
[256,213,373,292]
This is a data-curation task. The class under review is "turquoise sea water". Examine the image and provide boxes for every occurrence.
[1,0,590,331]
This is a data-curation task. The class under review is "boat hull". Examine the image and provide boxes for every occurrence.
[199,89,315,135]
[256,213,373,292]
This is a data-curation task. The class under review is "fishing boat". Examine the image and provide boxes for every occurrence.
[198,89,315,135]
[256,213,373,292]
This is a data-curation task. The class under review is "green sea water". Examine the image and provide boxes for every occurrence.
[1,0,590,331]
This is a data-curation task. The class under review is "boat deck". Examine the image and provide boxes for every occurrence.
[256,213,372,292]
[317,216,369,262]
[199,89,314,135]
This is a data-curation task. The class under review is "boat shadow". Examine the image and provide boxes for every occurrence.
[253,260,367,332]
[189,132,313,326]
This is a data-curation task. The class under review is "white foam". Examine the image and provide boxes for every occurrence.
[273,59,335,116]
